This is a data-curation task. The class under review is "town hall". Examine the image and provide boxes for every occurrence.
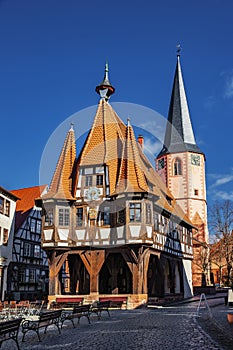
[38,54,208,308]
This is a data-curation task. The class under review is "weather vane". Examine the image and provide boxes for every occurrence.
[176,44,182,56]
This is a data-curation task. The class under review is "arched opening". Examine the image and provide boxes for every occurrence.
[67,255,90,295]
[173,157,182,175]
[175,262,181,294]
[164,259,172,294]
[99,253,132,294]
[147,255,159,297]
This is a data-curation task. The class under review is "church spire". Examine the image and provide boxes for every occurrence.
[158,53,202,156]
[95,61,115,100]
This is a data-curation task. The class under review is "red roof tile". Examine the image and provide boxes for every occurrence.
[11,185,47,232]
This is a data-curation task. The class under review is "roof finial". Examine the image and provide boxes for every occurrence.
[95,61,115,100]
[127,117,131,126]
[70,122,74,131]
[176,44,182,57]
[104,60,109,81]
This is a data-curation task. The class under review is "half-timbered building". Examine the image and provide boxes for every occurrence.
[0,186,18,301]
[7,186,49,301]
[40,62,196,308]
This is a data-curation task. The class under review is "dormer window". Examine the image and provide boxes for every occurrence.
[96,174,103,186]
[85,175,93,187]
[173,158,182,176]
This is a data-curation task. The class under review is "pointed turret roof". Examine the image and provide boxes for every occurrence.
[158,54,202,157]
[114,118,149,194]
[43,125,76,200]
[77,98,126,194]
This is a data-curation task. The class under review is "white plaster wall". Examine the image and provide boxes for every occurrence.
[182,259,193,298]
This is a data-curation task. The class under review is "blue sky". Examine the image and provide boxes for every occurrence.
[1,0,233,206]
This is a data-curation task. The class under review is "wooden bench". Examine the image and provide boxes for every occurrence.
[90,300,111,319]
[21,309,62,342]
[0,318,22,350]
[51,297,83,309]
[99,296,128,309]
[60,304,91,328]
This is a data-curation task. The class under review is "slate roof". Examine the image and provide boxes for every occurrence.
[158,55,202,157]
[11,185,47,232]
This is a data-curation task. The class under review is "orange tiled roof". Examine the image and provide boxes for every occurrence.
[78,99,127,194]
[43,126,76,200]
[115,121,149,193]
[11,185,47,232]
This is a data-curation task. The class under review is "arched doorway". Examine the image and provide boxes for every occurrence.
[67,255,90,294]
[164,259,172,294]
[147,255,159,297]
[175,262,181,294]
[99,253,132,294]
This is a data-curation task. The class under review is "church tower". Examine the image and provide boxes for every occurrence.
[156,52,209,286]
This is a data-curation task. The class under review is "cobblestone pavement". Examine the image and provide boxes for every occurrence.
[195,297,233,350]
[2,300,230,350]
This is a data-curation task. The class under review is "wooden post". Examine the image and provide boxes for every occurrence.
[79,250,105,294]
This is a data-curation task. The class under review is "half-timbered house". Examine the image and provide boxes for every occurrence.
[0,186,18,301]
[7,186,49,301]
[40,62,196,308]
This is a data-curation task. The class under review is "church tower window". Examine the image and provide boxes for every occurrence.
[173,158,182,175]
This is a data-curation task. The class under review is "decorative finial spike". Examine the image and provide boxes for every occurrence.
[127,117,131,126]
[176,44,182,57]
[70,122,74,131]
[95,61,115,100]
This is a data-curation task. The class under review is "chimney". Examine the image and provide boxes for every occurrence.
[138,135,144,150]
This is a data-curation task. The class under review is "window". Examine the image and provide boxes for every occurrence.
[59,208,70,226]
[34,245,41,258]
[130,203,141,222]
[23,243,31,257]
[0,198,10,216]
[194,189,199,196]
[85,175,92,187]
[19,269,25,283]
[146,203,152,224]
[173,158,182,175]
[5,200,10,216]
[96,174,103,186]
[45,209,53,226]
[29,269,35,283]
[0,197,3,214]
[3,229,8,245]
[101,207,110,226]
[187,230,192,246]
[117,209,126,225]
[36,220,41,233]
[76,207,84,227]
[31,218,36,232]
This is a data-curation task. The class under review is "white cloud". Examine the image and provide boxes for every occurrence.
[223,72,233,99]
[213,190,233,201]
[209,174,233,189]
[144,138,163,158]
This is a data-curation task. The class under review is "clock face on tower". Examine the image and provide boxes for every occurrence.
[191,154,200,166]
[86,187,100,201]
